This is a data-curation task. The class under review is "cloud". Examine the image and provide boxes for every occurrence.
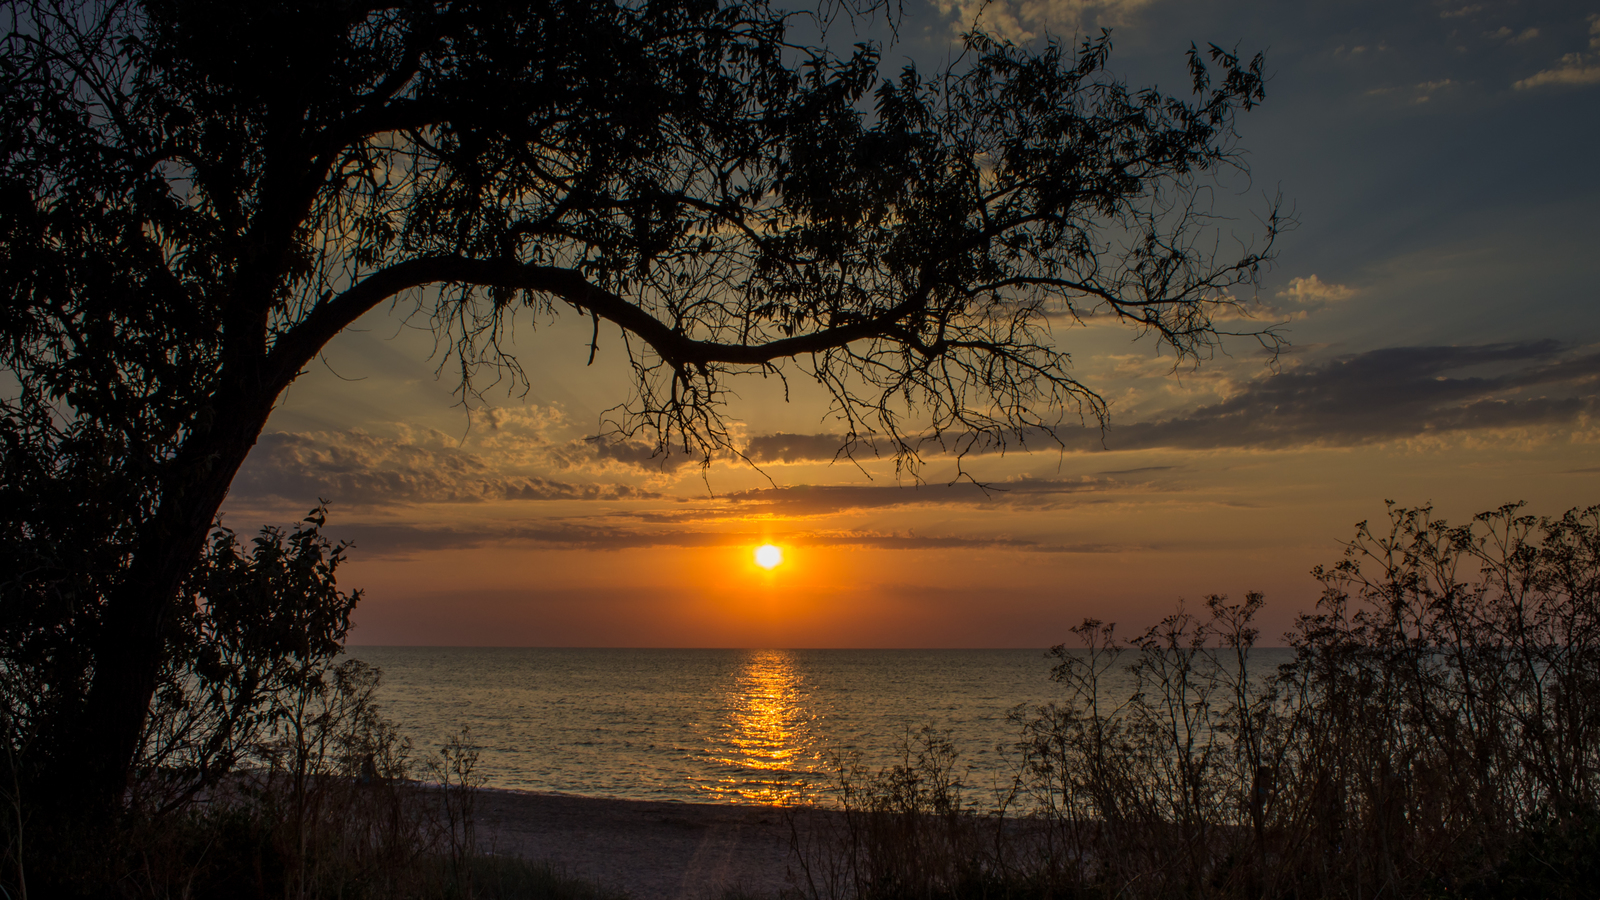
[744,432,883,464]
[234,429,661,507]
[711,474,1164,516]
[1412,79,1455,102]
[1095,465,1178,476]
[735,342,1600,459]
[583,438,701,472]
[1364,79,1459,106]
[1515,54,1600,88]
[1076,341,1600,451]
[1177,275,1355,328]
[468,406,700,475]
[1514,15,1600,88]
[583,471,1177,526]
[505,477,663,502]
[242,342,1595,515]
[1277,275,1359,310]
[932,0,1155,43]
[326,521,1137,557]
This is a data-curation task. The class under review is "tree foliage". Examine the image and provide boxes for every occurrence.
[138,508,364,812]
[1,504,361,799]
[0,0,1281,806]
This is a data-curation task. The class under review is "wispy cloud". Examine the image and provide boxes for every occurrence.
[1487,26,1540,44]
[712,474,1165,516]
[932,0,1156,42]
[1277,275,1359,312]
[242,343,1594,512]
[1080,341,1600,450]
[744,432,885,465]
[1515,54,1600,87]
[234,428,661,507]
[585,438,702,472]
[326,520,1142,557]
[738,342,1599,459]
[576,472,1174,526]
[1514,14,1600,88]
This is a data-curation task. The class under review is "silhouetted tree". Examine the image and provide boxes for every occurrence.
[0,0,1281,809]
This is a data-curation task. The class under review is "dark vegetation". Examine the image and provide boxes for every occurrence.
[0,0,1279,826]
[10,0,1490,897]
[789,502,1600,900]
[2,506,625,899]
[0,14,1585,898]
[5,501,1593,897]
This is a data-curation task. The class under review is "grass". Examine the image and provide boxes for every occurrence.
[2,655,626,899]
[10,772,629,900]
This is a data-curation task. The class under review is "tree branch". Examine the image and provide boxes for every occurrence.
[267,255,933,389]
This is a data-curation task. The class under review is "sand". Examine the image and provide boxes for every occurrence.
[471,789,816,899]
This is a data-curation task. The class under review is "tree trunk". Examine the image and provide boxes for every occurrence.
[63,385,279,811]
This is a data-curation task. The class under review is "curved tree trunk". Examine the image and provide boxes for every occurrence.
[65,384,279,810]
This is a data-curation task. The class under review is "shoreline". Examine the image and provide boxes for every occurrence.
[471,787,805,899]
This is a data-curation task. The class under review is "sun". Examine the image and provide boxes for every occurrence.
[754,544,784,570]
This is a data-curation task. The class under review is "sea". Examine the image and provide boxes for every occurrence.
[346,648,1066,805]
[345,647,1293,806]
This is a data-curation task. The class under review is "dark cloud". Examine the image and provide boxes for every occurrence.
[1096,466,1179,476]
[234,430,661,507]
[710,474,1163,517]
[570,469,1181,525]
[325,521,1138,558]
[1087,341,1600,451]
[586,438,701,471]
[744,432,884,464]
[743,430,1060,465]
[737,342,1599,460]
[506,477,660,502]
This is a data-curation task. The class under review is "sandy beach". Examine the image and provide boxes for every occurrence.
[473,789,808,899]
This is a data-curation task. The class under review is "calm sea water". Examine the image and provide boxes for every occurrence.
[346,647,1292,806]
[346,648,1069,804]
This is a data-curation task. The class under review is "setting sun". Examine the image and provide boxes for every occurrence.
[754,544,783,569]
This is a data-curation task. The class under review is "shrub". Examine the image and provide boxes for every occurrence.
[793,502,1600,900]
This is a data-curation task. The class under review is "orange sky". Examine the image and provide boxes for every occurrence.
[221,304,1600,647]
[223,0,1600,647]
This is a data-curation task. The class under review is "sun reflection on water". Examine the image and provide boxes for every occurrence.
[703,649,821,804]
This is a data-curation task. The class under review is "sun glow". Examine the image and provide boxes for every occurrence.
[754,544,784,569]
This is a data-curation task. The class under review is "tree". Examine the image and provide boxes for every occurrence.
[0,0,1281,809]
[138,507,364,814]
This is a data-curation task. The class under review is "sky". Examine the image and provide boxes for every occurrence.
[224,0,1600,648]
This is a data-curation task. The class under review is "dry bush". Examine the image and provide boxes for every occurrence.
[4,653,584,900]
[1263,501,1600,899]
[792,502,1600,900]
[0,508,575,899]
[112,660,486,900]
[789,728,1004,900]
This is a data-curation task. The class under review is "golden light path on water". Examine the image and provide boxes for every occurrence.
[707,649,820,804]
